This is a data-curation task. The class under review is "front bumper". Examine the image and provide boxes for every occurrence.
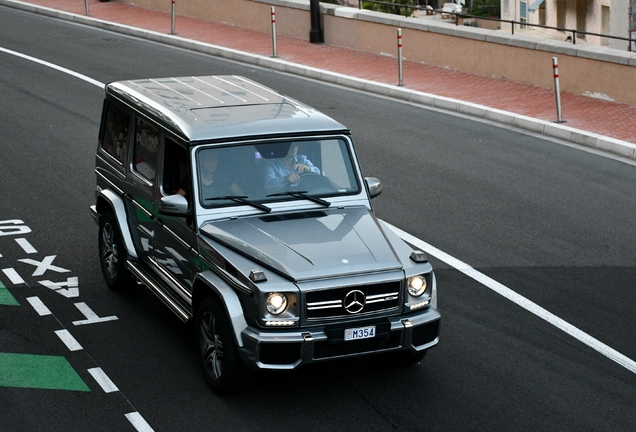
[239,307,441,370]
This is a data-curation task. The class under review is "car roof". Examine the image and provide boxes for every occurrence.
[105,75,349,142]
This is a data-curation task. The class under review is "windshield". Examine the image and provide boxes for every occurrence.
[197,138,360,208]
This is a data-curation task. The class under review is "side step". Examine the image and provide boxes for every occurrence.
[126,260,191,323]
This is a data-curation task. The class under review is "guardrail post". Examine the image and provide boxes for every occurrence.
[171,0,176,35]
[552,57,564,123]
[271,7,277,58]
[397,28,403,86]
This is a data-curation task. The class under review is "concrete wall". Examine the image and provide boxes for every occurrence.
[115,0,636,105]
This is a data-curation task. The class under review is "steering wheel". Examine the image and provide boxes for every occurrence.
[293,172,337,193]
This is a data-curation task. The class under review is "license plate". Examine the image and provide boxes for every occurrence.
[344,325,376,341]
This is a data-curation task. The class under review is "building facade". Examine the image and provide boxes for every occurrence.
[500,0,633,50]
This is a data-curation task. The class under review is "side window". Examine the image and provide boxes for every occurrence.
[100,102,130,165]
[162,139,190,198]
[133,118,159,182]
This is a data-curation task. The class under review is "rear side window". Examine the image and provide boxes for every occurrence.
[133,118,159,182]
[101,102,131,165]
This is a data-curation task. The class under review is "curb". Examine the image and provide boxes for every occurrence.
[3,0,636,161]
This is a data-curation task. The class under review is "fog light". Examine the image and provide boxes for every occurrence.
[407,275,427,297]
[266,292,288,315]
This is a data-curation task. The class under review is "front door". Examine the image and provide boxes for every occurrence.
[153,138,197,304]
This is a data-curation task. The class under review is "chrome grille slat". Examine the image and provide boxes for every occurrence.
[305,282,401,319]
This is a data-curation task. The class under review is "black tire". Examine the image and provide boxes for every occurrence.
[196,297,250,394]
[98,212,133,290]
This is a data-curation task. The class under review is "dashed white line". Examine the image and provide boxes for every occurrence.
[2,268,25,285]
[54,329,83,352]
[15,237,37,254]
[26,296,51,316]
[125,412,155,432]
[88,367,119,393]
[386,221,636,375]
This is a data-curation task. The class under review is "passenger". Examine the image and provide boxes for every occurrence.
[264,144,320,189]
[199,150,244,199]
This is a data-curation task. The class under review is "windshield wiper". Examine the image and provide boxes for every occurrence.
[266,191,331,207]
[205,195,271,213]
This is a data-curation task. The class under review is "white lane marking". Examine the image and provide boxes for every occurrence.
[18,255,70,276]
[15,238,37,254]
[54,329,83,352]
[0,47,104,88]
[26,296,52,316]
[125,412,155,432]
[386,221,636,375]
[88,367,119,393]
[2,268,25,285]
[72,302,119,326]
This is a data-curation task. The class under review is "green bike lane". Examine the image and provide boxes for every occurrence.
[0,281,90,391]
[0,279,146,431]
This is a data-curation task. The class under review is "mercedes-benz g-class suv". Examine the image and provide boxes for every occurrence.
[90,75,440,393]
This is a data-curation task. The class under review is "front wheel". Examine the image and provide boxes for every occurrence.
[196,297,250,394]
[98,212,133,290]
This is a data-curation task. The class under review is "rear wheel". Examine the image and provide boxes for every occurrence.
[98,212,133,290]
[196,297,250,394]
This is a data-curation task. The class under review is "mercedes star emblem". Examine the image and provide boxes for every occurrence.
[343,289,366,314]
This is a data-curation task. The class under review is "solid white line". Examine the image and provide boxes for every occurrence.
[88,367,119,393]
[2,268,25,285]
[54,329,83,352]
[26,296,52,316]
[15,237,37,254]
[0,46,104,88]
[386,221,636,375]
[125,412,155,432]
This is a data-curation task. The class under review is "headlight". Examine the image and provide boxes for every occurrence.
[266,292,288,315]
[407,275,427,297]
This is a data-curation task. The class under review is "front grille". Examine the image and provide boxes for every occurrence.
[305,281,400,319]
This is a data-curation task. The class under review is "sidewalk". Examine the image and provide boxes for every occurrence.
[5,0,636,156]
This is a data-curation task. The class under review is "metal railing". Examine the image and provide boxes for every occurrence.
[358,0,635,51]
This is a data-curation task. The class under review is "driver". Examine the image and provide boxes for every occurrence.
[264,144,320,189]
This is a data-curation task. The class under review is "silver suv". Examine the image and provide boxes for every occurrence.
[90,76,440,393]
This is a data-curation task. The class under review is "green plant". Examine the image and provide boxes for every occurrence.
[470,0,500,18]
[361,0,416,17]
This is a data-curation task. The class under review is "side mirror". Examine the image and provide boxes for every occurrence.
[159,194,189,216]
[364,177,382,199]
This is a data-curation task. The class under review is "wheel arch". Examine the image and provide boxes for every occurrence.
[193,271,248,348]
[96,189,137,259]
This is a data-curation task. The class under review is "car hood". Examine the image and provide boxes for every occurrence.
[199,207,402,281]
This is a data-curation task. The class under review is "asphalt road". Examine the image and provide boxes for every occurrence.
[1,6,635,431]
